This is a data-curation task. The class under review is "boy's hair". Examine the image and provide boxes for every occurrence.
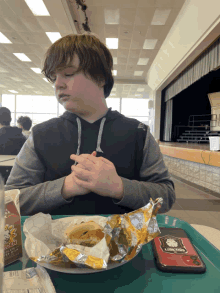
[17,116,32,130]
[0,107,11,126]
[42,33,114,98]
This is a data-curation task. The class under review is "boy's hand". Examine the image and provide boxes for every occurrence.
[61,151,97,199]
[70,153,124,200]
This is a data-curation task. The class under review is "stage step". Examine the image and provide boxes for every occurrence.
[177,139,209,143]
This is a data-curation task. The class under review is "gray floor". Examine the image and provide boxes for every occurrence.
[165,177,220,231]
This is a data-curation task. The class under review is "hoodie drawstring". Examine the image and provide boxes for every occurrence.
[74,117,106,165]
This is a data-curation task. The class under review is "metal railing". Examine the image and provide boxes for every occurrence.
[188,114,217,127]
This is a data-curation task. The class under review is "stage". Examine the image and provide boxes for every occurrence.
[159,142,220,167]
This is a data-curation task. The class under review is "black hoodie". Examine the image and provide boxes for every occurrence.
[0,126,26,155]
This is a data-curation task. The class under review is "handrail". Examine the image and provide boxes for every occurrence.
[188,114,217,127]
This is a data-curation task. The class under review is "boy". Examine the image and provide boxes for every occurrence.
[0,107,26,155]
[5,33,175,216]
[17,116,32,138]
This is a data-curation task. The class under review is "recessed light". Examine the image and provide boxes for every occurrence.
[113,57,117,65]
[151,9,171,25]
[112,70,117,76]
[106,38,118,49]
[24,85,34,88]
[137,58,149,65]
[10,77,23,82]
[104,9,120,24]
[46,32,62,43]
[0,32,12,44]
[8,90,18,93]
[43,78,49,83]
[134,71,143,76]
[13,53,31,62]
[31,68,42,74]
[24,0,50,16]
[143,39,158,49]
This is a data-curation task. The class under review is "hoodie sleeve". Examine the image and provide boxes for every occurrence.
[113,127,176,213]
[5,132,72,216]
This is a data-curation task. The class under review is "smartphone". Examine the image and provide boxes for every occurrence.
[151,227,206,273]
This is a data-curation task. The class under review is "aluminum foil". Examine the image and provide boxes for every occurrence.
[30,197,163,270]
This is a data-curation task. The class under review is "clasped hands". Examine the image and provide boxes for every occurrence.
[62,151,124,200]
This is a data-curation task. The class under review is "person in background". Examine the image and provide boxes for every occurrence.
[5,33,176,216]
[17,116,32,139]
[0,107,26,155]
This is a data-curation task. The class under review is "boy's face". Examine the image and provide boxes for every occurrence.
[53,54,105,116]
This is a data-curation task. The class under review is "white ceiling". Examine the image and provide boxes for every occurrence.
[0,0,186,98]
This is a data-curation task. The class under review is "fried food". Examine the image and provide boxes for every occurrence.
[65,220,104,247]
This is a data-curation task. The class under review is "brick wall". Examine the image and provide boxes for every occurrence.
[163,155,220,194]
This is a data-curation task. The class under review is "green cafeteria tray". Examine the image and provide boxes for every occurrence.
[4,214,220,293]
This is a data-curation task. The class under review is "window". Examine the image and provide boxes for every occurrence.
[106,98,120,112]
[121,98,149,117]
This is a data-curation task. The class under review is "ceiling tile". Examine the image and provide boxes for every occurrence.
[109,49,118,57]
[36,16,59,32]
[129,49,141,58]
[90,25,105,40]
[18,32,51,46]
[0,18,14,32]
[88,7,105,26]
[130,34,145,49]
[4,16,30,32]
[120,8,136,25]
[119,25,133,40]
[146,26,163,38]
[165,8,181,26]
[104,25,119,37]
[85,0,104,6]
[137,0,155,7]
[119,0,139,8]
[128,58,138,65]
[171,0,186,8]
[118,49,129,58]
[4,43,32,54]
[119,39,131,49]
[155,0,173,8]
[117,57,127,64]
[135,8,155,26]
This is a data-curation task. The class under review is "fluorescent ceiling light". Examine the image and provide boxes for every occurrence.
[113,57,118,65]
[13,53,31,62]
[106,38,118,49]
[43,78,49,83]
[143,39,158,49]
[134,71,143,76]
[8,90,18,93]
[46,32,62,43]
[112,70,117,76]
[31,68,42,74]
[104,9,120,24]
[0,67,8,73]
[24,85,33,88]
[24,0,50,16]
[10,77,23,82]
[137,88,145,92]
[137,58,149,65]
[151,9,171,25]
[0,32,12,44]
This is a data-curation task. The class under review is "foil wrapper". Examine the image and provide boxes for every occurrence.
[25,198,163,270]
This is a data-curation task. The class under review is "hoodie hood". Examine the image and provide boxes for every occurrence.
[60,107,121,162]
[0,126,24,138]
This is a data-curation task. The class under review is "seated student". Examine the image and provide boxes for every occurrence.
[17,116,32,139]
[5,33,176,216]
[0,107,26,155]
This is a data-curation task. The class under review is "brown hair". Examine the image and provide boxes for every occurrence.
[42,33,114,98]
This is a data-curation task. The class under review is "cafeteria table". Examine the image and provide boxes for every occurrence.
[4,214,220,293]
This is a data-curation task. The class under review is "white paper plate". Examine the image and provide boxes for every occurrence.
[30,249,142,275]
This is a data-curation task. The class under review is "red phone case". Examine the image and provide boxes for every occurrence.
[151,227,206,273]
